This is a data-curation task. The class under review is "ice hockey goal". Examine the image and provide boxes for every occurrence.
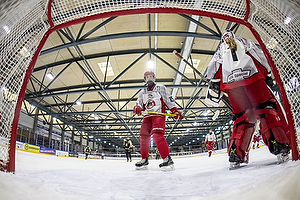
[0,0,299,172]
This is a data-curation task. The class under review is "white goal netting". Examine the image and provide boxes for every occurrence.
[0,0,299,172]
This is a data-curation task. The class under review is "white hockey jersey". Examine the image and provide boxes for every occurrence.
[136,84,176,115]
[205,133,216,142]
[206,37,271,85]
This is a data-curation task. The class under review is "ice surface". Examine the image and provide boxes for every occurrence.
[0,146,300,200]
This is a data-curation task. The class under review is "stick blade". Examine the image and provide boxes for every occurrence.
[212,110,220,120]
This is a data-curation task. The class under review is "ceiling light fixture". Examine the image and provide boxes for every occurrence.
[98,62,114,76]
[147,60,154,69]
[3,25,10,34]
[46,72,54,80]
[284,17,291,25]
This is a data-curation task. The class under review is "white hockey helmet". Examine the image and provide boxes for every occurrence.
[221,29,235,42]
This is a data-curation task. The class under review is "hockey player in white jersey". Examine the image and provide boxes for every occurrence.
[252,126,262,149]
[205,30,291,168]
[205,128,216,157]
[133,71,183,170]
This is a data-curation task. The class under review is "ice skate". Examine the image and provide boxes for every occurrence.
[135,157,149,170]
[229,162,241,170]
[269,135,290,155]
[228,147,243,170]
[277,152,290,164]
[159,155,174,171]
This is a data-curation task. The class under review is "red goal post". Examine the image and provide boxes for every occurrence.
[0,0,299,172]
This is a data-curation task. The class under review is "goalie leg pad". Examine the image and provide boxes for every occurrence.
[228,111,256,163]
[255,106,290,155]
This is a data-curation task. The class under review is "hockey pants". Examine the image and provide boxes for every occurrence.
[139,115,169,159]
[206,141,215,155]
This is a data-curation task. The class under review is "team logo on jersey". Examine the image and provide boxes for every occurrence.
[227,68,251,82]
[145,99,156,109]
[148,93,154,98]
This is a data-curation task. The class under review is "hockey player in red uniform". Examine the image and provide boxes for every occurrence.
[252,129,262,149]
[205,30,290,168]
[133,71,183,170]
[205,128,216,157]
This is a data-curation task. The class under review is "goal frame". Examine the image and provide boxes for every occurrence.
[1,0,299,173]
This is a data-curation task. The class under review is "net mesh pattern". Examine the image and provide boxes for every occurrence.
[0,0,299,171]
[249,0,300,152]
[0,0,49,170]
[50,0,247,25]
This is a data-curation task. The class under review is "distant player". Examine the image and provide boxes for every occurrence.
[123,137,133,162]
[84,145,91,160]
[205,128,216,157]
[205,30,290,168]
[133,71,183,170]
[252,130,262,149]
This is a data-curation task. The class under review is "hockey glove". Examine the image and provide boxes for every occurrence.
[208,79,220,93]
[170,107,183,120]
[133,106,142,115]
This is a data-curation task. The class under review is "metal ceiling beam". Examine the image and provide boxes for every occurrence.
[27,106,228,116]
[153,53,196,86]
[40,31,220,56]
[27,78,201,94]
[210,18,222,35]
[42,96,207,107]
[106,53,147,89]
[34,48,215,73]
[179,14,219,36]
[84,125,229,134]
[79,16,118,40]
[25,84,207,100]
[65,116,230,124]
[74,119,230,127]
[65,27,138,141]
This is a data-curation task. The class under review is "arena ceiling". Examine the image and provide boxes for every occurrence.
[22,13,264,150]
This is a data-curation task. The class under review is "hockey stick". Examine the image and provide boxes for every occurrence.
[173,50,204,79]
[148,111,177,117]
[172,50,232,111]
[212,110,220,120]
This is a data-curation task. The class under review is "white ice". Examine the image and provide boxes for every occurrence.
[1,146,300,200]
